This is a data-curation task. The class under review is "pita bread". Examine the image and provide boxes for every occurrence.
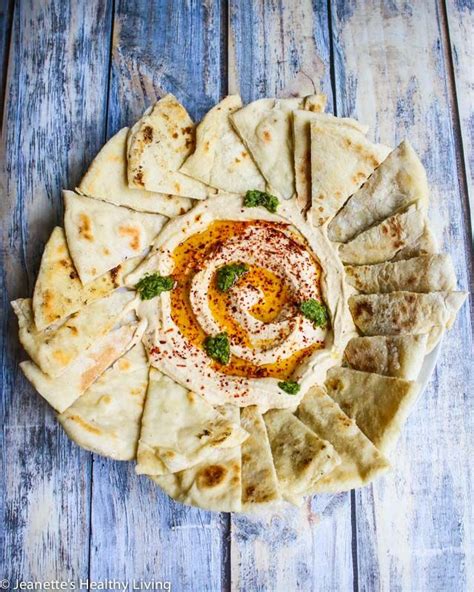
[20,321,144,413]
[230,96,319,199]
[127,94,215,199]
[78,127,192,217]
[179,95,265,194]
[338,205,426,265]
[310,121,391,226]
[12,290,135,377]
[296,386,390,492]
[293,111,368,212]
[348,291,467,351]
[345,254,456,294]
[263,409,340,503]
[392,222,438,260]
[328,140,429,242]
[32,227,141,331]
[343,335,428,380]
[303,94,327,112]
[58,341,149,460]
[136,369,248,476]
[240,406,281,508]
[152,405,243,512]
[63,191,166,284]
[325,367,419,455]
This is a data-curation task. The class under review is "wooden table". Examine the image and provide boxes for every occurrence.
[1,1,473,590]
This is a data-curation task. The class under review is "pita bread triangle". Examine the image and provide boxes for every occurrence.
[325,367,419,455]
[230,94,326,200]
[152,404,243,512]
[32,226,141,331]
[63,191,166,284]
[127,94,216,199]
[328,140,429,242]
[310,120,391,226]
[12,290,135,378]
[136,368,248,476]
[343,335,428,380]
[293,110,368,213]
[344,254,457,294]
[179,95,266,194]
[77,127,192,217]
[296,386,390,492]
[58,340,149,460]
[240,405,280,508]
[21,320,144,413]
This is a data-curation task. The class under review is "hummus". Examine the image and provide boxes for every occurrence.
[128,194,355,412]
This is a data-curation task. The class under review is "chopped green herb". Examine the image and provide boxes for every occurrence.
[203,332,230,365]
[216,263,248,292]
[278,380,301,395]
[244,189,279,213]
[135,273,175,300]
[299,298,329,327]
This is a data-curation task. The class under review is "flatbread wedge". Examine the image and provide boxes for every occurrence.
[264,409,340,504]
[293,110,368,213]
[12,290,135,377]
[32,226,141,331]
[152,405,243,512]
[78,127,192,217]
[296,386,390,492]
[58,341,149,460]
[325,367,419,455]
[343,335,428,380]
[63,191,166,284]
[345,254,457,294]
[328,140,428,242]
[127,94,215,199]
[180,95,265,194]
[136,369,248,476]
[20,321,145,413]
[240,406,281,508]
[392,222,438,260]
[348,291,467,351]
[309,120,391,226]
[338,205,427,265]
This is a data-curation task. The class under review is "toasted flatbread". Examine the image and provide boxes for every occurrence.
[152,405,243,512]
[136,369,248,476]
[63,191,166,284]
[264,409,340,504]
[127,94,215,199]
[20,321,144,413]
[231,96,324,199]
[343,335,427,380]
[12,290,135,377]
[310,121,391,226]
[392,222,438,260]
[325,367,419,455]
[296,386,390,492]
[58,341,149,460]
[338,205,426,265]
[180,95,265,194]
[348,291,467,350]
[328,140,428,242]
[345,254,456,294]
[32,227,141,331]
[293,111,368,212]
[240,406,281,508]
[77,127,192,217]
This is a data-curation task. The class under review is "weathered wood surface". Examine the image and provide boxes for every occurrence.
[1,1,473,591]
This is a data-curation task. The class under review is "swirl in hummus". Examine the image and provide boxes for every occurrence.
[128,194,355,411]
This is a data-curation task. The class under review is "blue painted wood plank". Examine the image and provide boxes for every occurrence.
[0,0,13,123]
[331,1,474,590]
[1,0,113,582]
[88,2,229,590]
[228,2,355,591]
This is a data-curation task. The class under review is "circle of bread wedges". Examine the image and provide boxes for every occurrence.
[13,92,467,513]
